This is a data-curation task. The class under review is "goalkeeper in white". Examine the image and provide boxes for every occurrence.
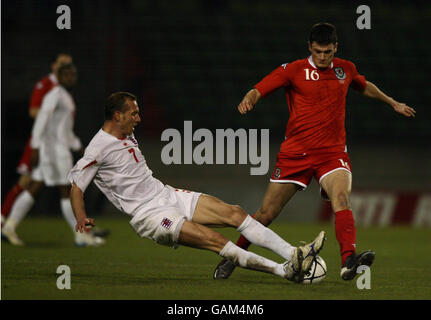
[68,92,326,283]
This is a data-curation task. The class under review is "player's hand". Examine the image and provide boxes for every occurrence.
[238,98,255,115]
[392,102,416,118]
[30,149,39,168]
[75,217,95,233]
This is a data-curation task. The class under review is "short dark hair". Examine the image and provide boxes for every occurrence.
[51,52,72,63]
[57,63,76,76]
[105,92,137,120]
[309,23,337,45]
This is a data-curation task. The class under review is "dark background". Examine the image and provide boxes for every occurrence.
[2,0,430,217]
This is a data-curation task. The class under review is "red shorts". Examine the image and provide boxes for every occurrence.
[270,150,352,199]
[17,136,33,175]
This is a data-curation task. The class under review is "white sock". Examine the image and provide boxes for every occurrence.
[60,198,77,232]
[220,241,286,278]
[4,190,35,231]
[237,215,295,260]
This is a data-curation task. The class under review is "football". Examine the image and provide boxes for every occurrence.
[302,255,327,284]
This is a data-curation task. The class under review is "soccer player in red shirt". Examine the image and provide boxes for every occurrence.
[213,23,416,281]
[1,53,72,227]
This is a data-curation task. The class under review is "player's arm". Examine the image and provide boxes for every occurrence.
[30,89,59,167]
[70,183,95,233]
[68,151,99,232]
[361,81,416,118]
[239,63,292,115]
[29,79,51,119]
[31,89,59,147]
[238,89,261,114]
[66,119,83,152]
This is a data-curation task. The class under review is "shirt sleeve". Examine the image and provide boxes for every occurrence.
[67,150,100,193]
[30,88,60,149]
[254,63,293,97]
[29,78,52,110]
[349,62,367,92]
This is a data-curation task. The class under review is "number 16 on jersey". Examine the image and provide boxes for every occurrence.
[304,68,319,81]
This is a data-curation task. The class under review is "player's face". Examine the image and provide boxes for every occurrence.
[119,99,141,136]
[308,42,337,69]
[52,54,72,73]
[58,68,78,89]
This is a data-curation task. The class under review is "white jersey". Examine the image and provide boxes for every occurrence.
[31,86,82,156]
[68,129,166,217]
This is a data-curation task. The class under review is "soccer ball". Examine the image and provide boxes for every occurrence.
[302,255,327,284]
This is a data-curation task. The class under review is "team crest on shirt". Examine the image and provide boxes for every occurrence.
[334,67,346,80]
[274,168,281,179]
[161,218,173,229]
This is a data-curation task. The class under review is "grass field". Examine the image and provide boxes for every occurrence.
[1,217,430,300]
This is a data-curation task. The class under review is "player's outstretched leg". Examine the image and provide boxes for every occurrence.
[340,250,375,281]
[214,230,326,282]
[178,220,303,282]
[213,219,254,280]
[213,182,298,280]
[320,169,375,280]
[192,194,327,282]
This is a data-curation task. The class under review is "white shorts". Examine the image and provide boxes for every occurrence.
[31,155,73,186]
[129,185,202,248]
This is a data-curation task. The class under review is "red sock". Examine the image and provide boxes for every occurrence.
[335,209,357,266]
[1,184,23,218]
[235,214,257,250]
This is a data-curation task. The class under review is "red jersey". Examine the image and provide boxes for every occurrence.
[255,56,367,155]
[29,73,57,111]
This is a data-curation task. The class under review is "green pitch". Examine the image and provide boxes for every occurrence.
[2,217,430,300]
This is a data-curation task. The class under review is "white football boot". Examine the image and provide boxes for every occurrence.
[74,231,105,247]
[297,231,326,278]
[283,246,304,283]
[1,227,25,246]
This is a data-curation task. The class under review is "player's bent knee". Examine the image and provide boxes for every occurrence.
[332,191,351,210]
[227,205,247,228]
[256,206,281,226]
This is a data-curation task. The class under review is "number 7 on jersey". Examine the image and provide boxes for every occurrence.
[128,148,139,163]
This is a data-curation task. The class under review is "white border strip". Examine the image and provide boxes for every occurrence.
[318,167,351,185]
[270,179,307,189]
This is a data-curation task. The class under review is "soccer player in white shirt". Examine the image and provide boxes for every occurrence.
[68,92,326,282]
[1,53,72,226]
[2,64,103,247]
